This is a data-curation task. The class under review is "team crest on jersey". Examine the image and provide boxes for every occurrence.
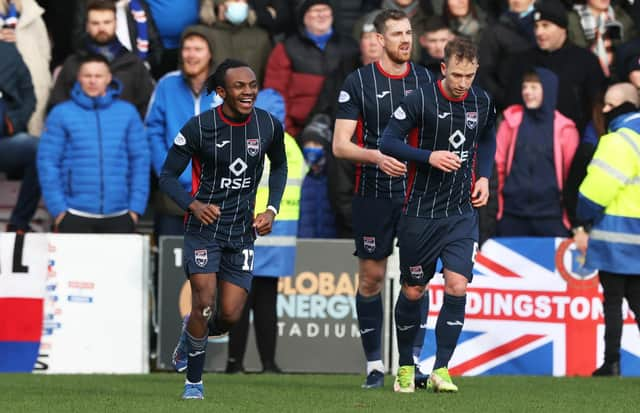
[466,112,478,129]
[194,249,208,267]
[247,139,260,157]
[393,106,406,120]
[409,265,424,279]
[363,236,376,253]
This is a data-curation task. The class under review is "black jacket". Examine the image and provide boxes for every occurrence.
[72,0,162,73]
[477,11,536,111]
[47,44,154,117]
[0,42,36,135]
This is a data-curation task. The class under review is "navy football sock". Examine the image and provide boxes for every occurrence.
[434,294,466,370]
[395,290,422,366]
[186,330,208,383]
[412,290,429,363]
[356,292,383,362]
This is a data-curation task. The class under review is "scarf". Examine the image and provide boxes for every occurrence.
[574,4,617,76]
[128,0,149,60]
[305,28,332,51]
[0,2,19,28]
[86,37,127,62]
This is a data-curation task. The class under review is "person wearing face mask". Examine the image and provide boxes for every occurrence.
[197,0,271,84]
[495,67,579,237]
[297,115,337,238]
[574,82,640,377]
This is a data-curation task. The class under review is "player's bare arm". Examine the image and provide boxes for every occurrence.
[333,118,407,177]
[188,200,220,225]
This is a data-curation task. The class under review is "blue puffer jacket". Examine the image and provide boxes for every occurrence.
[38,81,150,217]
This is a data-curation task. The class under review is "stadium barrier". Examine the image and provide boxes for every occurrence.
[0,233,150,373]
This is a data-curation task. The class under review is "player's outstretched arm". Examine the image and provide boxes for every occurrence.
[333,119,407,177]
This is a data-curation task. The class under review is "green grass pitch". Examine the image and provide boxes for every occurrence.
[1,373,639,412]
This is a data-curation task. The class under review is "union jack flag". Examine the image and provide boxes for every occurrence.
[417,238,640,376]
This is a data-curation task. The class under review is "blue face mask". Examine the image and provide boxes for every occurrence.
[303,147,325,165]
[225,2,249,25]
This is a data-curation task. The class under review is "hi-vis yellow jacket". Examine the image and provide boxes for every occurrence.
[253,132,305,277]
[578,114,640,273]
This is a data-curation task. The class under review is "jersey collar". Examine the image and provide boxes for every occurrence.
[437,79,468,102]
[375,61,411,79]
[217,106,252,126]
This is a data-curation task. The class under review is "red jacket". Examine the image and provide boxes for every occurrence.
[495,104,579,229]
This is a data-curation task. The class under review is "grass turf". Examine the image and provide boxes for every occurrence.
[1,373,639,412]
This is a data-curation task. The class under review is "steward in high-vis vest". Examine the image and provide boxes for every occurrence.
[575,83,640,377]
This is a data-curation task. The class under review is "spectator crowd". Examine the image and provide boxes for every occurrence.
[2,0,640,242]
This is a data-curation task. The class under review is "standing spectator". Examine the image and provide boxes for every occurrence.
[38,54,150,233]
[575,82,640,377]
[145,26,221,238]
[442,0,488,44]
[250,0,293,40]
[198,0,272,84]
[146,0,200,78]
[478,0,537,111]
[356,1,427,62]
[73,0,163,75]
[500,0,606,134]
[571,0,636,78]
[0,41,40,233]
[615,37,640,88]
[495,67,579,237]
[263,0,358,139]
[418,16,454,74]
[1,0,52,136]
[297,115,337,238]
[48,0,154,117]
[332,0,379,40]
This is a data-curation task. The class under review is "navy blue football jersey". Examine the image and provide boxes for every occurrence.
[161,106,287,244]
[336,61,434,199]
[383,80,496,218]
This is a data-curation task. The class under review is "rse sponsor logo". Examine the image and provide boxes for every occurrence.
[220,177,252,189]
[449,130,470,162]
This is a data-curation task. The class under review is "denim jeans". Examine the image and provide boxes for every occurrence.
[0,133,41,230]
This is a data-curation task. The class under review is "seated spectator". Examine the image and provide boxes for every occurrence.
[198,0,272,84]
[441,0,488,44]
[0,41,40,233]
[73,0,163,75]
[495,67,579,237]
[355,1,427,61]
[0,0,51,136]
[263,0,358,139]
[146,0,200,78]
[418,16,454,75]
[48,0,154,117]
[615,38,640,90]
[297,115,337,238]
[500,0,606,134]
[38,54,150,233]
[571,0,636,78]
[145,26,221,237]
[478,0,537,111]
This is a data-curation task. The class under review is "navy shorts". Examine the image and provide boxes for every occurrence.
[352,196,403,260]
[398,211,479,286]
[182,231,254,292]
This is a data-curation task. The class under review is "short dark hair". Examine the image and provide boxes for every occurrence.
[206,59,251,94]
[522,70,541,84]
[86,0,116,15]
[78,53,111,70]
[422,16,449,35]
[373,9,409,34]
[444,36,478,64]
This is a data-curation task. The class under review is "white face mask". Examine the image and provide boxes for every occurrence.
[225,2,249,25]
